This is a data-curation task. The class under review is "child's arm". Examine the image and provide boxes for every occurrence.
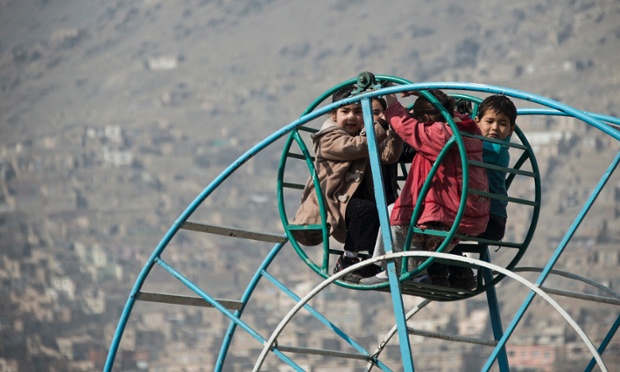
[317,129,371,161]
[384,101,452,161]
[376,124,404,163]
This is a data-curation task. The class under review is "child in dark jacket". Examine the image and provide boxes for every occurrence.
[448,95,518,289]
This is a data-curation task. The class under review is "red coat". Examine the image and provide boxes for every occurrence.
[386,102,490,236]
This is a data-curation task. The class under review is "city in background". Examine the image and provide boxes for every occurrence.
[1,0,619,371]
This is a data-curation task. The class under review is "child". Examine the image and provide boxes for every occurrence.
[292,86,403,282]
[361,89,490,286]
[375,97,416,206]
[448,95,518,290]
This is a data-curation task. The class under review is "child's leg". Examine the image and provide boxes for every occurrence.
[449,216,507,290]
[335,198,380,279]
[391,226,426,275]
[482,215,507,241]
[344,198,380,256]
[370,203,396,263]
[360,224,407,283]
[419,223,456,287]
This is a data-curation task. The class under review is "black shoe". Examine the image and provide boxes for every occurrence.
[333,255,360,275]
[354,264,383,278]
[428,265,450,288]
[360,274,388,285]
[449,266,477,290]
[429,274,450,287]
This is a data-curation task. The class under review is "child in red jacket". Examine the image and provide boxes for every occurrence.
[361,89,490,286]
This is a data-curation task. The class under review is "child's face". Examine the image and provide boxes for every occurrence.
[371,99,385,121]
[475,109,514,140]
[333,103,364,135]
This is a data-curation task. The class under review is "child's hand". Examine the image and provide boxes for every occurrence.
[384,81,418,98]
[375,116,389,129]
[400,90,420,98]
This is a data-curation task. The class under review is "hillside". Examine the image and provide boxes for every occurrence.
[1,0,619,371]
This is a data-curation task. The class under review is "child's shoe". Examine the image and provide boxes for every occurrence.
[428,265,450,288]
[354,264,383,278]
[332,254,360,274]
[449,266,477,290]
[359,271,388,285]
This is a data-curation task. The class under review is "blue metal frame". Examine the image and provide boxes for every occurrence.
[105,80,620,372]
[361,97,414,371]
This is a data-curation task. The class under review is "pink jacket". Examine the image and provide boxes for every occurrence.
[386,101,490,236]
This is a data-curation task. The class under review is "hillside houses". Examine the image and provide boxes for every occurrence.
[1,117,618,370]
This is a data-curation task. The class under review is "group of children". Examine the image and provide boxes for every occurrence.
[293,82,518,289]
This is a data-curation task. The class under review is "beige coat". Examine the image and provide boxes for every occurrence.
[292,118,403,246]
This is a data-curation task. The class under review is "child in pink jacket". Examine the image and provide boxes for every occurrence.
[361,89,490,286]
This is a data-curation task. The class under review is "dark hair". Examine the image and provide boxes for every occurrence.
[477,95,518,127]
[375,97,387,111]
[410,89,455,122]
[331,85,357,103]
[330,85,385,113]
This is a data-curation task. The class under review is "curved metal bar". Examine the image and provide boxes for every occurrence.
[253,251,608,372]
[107,80,619,371]
[518,108,620,128]
[278,130,332,275]
[366,299,433,371]
[585,315,620,372]
[104,103,336,371]
[261,270,391,371]
[216,242,287,370]
[483,149,620,372]
[398,87,473,272]
[370,82,620,140]
[514,267,620,299]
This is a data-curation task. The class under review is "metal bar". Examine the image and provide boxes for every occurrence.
[362,97,415,372]
[461,132,530,150]
[514,266,620,299]
[277,346,371,361]
[407,328,497,347]
[482,150,620,372]
[540,287,620,306]
[296,126,318,133]
[137,292,243,310]
[282,182,305,190]
[180,221,287,244]
[469,189,537,206]
[286,152,308,160]
[468,160,536,177]
[262,270,390,371]
[482,247,510,371]
[585,314,620,372]
[217,243,286,371]
[154,258,303,370]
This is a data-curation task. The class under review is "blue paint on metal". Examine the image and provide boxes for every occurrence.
[215,242,286,371]
[585,314,620,372]
[482,150,620,372]
[362,98,415,371]
[105,79,620,371]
